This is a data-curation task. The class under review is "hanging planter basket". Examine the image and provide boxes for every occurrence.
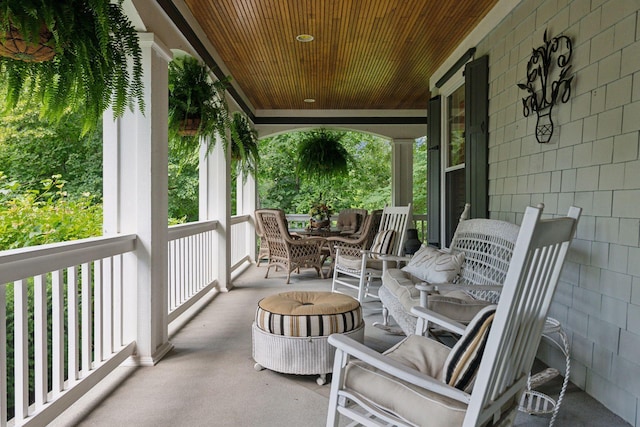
[0,24,56,63]
[296,129,350,181]
[178,117,202,136]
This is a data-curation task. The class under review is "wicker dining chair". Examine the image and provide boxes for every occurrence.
[255,209,325,284]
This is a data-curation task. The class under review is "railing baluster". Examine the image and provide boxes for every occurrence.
[68,266,79,383]
[114,255,123,348]
[94,259,103,362]
[34,274,48,408]
[81,262,93,376]
[14,279,28,421]
[178,239,187,304]
[103,257,113,356]
[52,269,65,396]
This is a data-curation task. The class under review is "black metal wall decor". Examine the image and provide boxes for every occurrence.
[518,30,573,143]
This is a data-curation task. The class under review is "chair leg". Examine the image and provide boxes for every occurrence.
[326,348,347,427]
[381,305,389,326]
[331,264,339,293]
[357,272,367,303]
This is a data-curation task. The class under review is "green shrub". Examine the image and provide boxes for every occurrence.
[0,173,102,250]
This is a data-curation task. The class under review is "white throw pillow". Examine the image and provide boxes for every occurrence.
[401,245,465,283]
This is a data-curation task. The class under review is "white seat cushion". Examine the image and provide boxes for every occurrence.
[344,335,467,426]
[382,269,491,323]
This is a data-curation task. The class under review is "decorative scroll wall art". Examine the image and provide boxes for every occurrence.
[518,30,573,143]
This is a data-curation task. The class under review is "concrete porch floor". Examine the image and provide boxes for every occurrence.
[53,264,631,427]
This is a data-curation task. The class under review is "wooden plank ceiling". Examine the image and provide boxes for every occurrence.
[181,0,499,111]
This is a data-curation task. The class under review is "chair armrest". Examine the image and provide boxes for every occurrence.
[415,282,437,307]
[380,254,412,271]
[288,235,325,247]
[380,254,412,263]
[430,284,503,294]
[327,235,364,244]
[328,334,470,404]
[411,306,466,336]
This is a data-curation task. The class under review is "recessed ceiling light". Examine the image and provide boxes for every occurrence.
[304,98,316,103]
[296,34,314,42]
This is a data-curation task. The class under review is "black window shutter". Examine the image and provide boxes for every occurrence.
[465,55,489,219]
[427,95,441,247]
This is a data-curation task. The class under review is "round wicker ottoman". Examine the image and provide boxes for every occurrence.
[252,291,364,385]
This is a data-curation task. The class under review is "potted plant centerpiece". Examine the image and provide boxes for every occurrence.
[0,0,144,133]
[308,200,333,230]
[296,129,350,182]
[168,55,230,153]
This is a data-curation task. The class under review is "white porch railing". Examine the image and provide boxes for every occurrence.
[0,235,137,427]
[413,214,427,243]
[167,220,219,323]
[230,214,252,273]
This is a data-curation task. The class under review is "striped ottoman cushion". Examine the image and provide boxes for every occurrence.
[255,291,362,337]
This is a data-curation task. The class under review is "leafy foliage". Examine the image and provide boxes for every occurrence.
[296,129,351,182]
[168,56,229,154]
[0,101,103,197]
[413,136,427,216]
[259,131,392,214]
[230,111,259,181]
[168,137,199,223]
[0,0,144,134]
[0,174,101,416]
[0,173,102,250]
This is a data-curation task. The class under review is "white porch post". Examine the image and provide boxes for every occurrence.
[103,33,173,365]
[199,133,232,291]
[392,138,414,206]
[237,169,257,261]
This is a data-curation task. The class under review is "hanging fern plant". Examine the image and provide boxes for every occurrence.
[296,129,350,181]
[168,55,230,155]
[0,0,144,134]
[230,111,259,180]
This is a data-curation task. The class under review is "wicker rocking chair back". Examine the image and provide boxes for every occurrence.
[450,214,522,303]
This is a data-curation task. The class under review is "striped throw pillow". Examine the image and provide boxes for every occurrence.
[370,229,395,259]
[443,304,497,392]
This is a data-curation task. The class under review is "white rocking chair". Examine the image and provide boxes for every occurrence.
[326,204,581,427]
[331,204,412,303]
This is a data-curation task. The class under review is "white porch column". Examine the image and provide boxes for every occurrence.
[103,33,173,365]
[392,138,414,206]
[199,133,232,291]
[237,170,257,262]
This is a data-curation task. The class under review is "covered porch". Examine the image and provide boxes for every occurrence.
[1,0,640,425]
[50,265,629,427]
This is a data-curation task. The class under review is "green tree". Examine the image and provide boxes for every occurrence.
[0,104,103,198]
[258,130,392,214]
[413,136,427,215]
[168,140,199,223]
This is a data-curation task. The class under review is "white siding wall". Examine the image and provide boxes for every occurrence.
[475,0,640,425]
